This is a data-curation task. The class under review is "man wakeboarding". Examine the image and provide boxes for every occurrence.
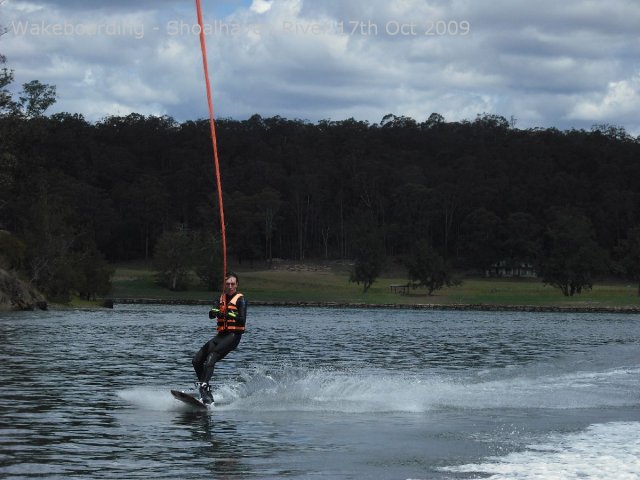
[191,272,247,405]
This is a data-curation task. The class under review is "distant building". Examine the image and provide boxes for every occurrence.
[485,260,537,278]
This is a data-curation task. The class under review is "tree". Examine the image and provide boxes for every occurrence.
[76,246,114,300]
[0,55,17,217]
[502,212,542,263]
[258,187,284,265]
[423,112,445,129]
[18,80,57,118]
[538,209,608,296]
[124,174,170,260]
[350,243,385,293]
[153,226,196,291]
[193,231,223,291]
[11,156,114,302]
[0,230,26,270]
[473,113,510,130]
[21,178,79,300]
[0,54,17,115]
[458,207,502,272]
[349,219,385,293]
[225,191,263,265]
[615,226,640,296]
[431,182,461,256]
[405,240,459,295]
[1,103,640,295]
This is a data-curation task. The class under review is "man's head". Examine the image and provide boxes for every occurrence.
[225,272,239,295]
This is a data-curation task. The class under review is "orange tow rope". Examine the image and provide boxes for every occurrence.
[195,0,227,289]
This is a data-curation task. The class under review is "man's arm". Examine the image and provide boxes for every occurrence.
[235,295,247,329]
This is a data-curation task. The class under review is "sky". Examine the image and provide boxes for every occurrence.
[1,0,639,134]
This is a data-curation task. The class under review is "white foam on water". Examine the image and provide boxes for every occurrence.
[214,364,640,413]
[115,362,639,414]
[448,366,640,410]
[442,421,640,479]
[117,388,196,411]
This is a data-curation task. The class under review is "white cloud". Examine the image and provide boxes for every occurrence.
[250,0,272,14]
[569,74,640,123]
[1,0,639,134]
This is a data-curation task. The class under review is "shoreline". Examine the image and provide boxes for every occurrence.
[109,298,640,314]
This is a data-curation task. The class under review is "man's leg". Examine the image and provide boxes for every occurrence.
[199,334,241,404]
[192,340,212,382]
[201,333,241,384]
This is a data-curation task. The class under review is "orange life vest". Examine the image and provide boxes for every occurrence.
[216,292,244,333]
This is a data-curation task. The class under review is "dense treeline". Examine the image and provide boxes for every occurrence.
[1,61,640,299]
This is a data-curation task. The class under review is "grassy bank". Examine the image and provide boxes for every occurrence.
[110,261,640,309]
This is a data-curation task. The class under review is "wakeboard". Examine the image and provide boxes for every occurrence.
[171,389,210,410]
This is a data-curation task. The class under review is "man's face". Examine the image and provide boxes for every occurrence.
[225,276,238,295]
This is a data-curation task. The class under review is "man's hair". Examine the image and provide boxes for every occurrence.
[226,271,239,284]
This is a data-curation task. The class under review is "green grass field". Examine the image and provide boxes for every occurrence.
[109,261,640,308]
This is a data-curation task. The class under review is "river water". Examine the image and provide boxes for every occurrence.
[1,304,639,479]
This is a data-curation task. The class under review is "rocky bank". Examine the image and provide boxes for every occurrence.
[0,269,47,311]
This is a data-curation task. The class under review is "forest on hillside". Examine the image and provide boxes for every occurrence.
[2,55,640,300]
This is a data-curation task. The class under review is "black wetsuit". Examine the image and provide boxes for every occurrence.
[192,293,247,385]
